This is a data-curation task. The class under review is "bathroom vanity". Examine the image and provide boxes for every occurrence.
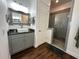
[7,8,35,55]
[8,30,34,55]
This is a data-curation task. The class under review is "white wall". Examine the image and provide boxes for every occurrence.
[0,0,10,59]
[30,0,37,17]
[29,0,37,29]
[66,0,79,58]
[35,0,51,47]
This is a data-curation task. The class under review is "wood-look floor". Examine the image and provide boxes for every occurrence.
[12,43,76,59]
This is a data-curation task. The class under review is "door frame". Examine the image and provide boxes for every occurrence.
[64,0,75,51]
[50,0,75,51]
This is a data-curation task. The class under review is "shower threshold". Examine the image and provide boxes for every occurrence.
[52,39,65,52]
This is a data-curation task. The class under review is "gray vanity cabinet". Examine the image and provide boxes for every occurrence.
[24,33,34,49]
[8,32,34,55]
[11,37,25,54]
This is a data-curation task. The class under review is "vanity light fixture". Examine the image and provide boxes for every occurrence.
[9,2,29,13]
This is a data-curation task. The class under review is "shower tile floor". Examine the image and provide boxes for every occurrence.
[52,38,65,50]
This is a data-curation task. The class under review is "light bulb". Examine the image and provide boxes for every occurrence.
[56,0,59,3]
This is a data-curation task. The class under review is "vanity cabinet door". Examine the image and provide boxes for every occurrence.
[11,37,25,54]
[24,33,34,49]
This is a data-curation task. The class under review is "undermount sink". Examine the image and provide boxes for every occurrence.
[17,28,29,33]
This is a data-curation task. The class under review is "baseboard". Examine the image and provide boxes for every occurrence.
[66,50,78,59]
[34,42,48,48]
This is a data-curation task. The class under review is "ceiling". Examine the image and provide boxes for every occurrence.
[12,0,72,9]
[51,0,72,8]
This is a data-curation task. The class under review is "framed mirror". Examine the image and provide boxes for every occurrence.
[7,8,30,25]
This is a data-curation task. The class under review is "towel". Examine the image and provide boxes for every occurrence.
[75,28,79,48]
